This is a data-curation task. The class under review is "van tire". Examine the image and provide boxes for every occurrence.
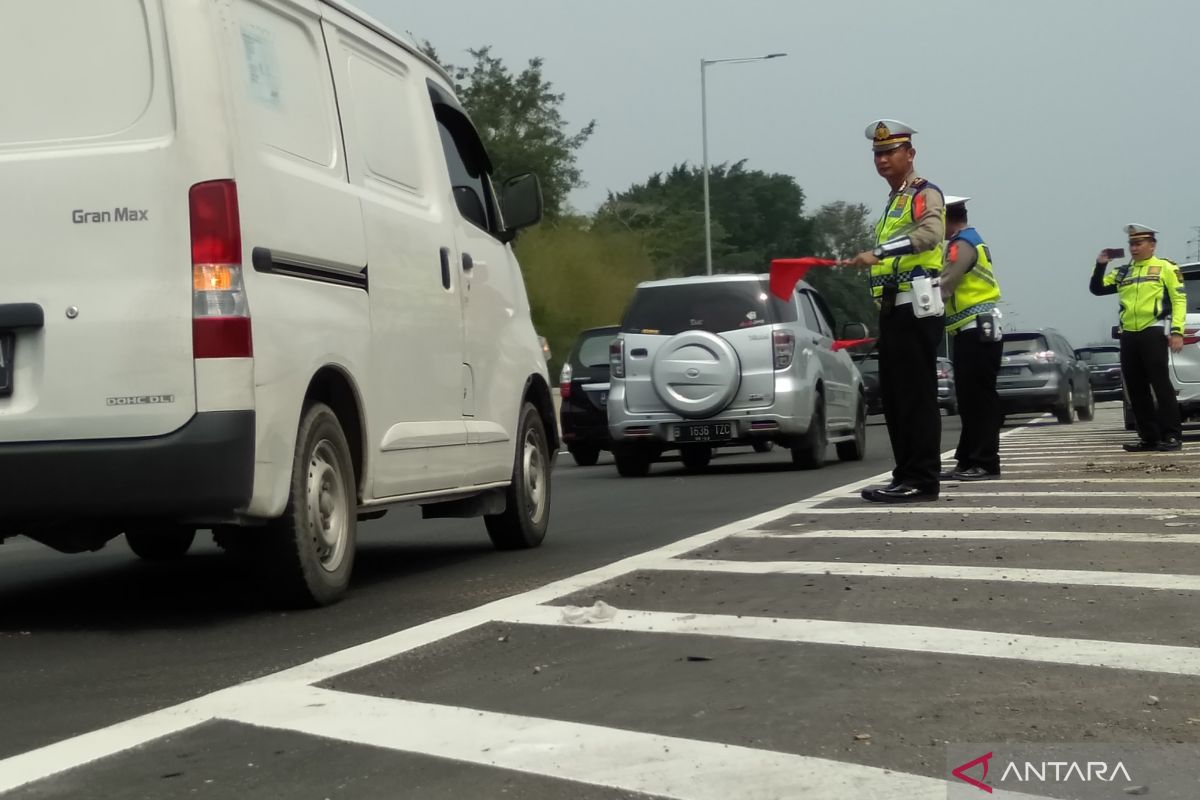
[125,526,196,560]
[263,402,357,607]
[486,402,551,550]
[792,396,827,470]
[837,396,868,462]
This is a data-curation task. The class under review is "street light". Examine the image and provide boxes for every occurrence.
[700,52,787,276]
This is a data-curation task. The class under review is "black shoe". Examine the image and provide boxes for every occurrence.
[938,466,964,481]
[1123,440,1159,452]
[950,467,1001,482]
[863,484,939,503]
[860,480,901,500]
[1157,438,1183,452]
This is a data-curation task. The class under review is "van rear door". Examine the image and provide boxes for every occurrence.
[0,0,196,443]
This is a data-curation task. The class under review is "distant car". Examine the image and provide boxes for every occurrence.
[998,329,1095,423]
[855,353,883,415]
[1075,345,1123,402]
[559,325,619,466]
[937,357,958,416]
[606,273,867,477]
[852,351,954,416]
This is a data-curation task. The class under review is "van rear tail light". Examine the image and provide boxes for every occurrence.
[773,330,795,369]
[1032,350,1056,362]
[937,364,951,379]
[1183,328,1200,346]
[610,339,625,378]
[190,180,252,358]
[559,362,573,399]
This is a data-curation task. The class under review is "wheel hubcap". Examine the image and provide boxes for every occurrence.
[306,439,347,572]
[522,429,547,523]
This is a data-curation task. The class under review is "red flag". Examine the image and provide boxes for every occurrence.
[832,337,875,352]
[769,257,839,300]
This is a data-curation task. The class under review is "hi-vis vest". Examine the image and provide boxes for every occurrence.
[870,178,944,299]
[944,227,1001,334]
[1103,256,1186,334]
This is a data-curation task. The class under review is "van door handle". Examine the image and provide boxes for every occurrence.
[462,253,474,271]
[0,303,43,330]
[439,248,452,289]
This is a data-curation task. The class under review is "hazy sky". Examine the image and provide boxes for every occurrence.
[357,0,1200,346]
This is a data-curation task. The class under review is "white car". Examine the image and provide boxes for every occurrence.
[0,0,555,605]
[606,274,868,477]
[1170,262,1200,422]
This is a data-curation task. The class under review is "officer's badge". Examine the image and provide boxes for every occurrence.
[874,122,891,142]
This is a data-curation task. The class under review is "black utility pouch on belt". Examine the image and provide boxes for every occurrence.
[880,284,898,316]
[976,311,1002,342]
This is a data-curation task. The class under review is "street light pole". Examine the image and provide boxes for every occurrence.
[700,52,787,276]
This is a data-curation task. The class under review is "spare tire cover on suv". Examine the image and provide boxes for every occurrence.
[651,330,741,419]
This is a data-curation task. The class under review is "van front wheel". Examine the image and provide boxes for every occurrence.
[263,403,357,607]
[485,402,551,550]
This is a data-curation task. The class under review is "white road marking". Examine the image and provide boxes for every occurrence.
[734,528,1200,544]
[799,506,1200,516]
[498,605,1200,677]
[940,491,1200,498]
[217,684,980,800]
[941,478,1200,484]
[653,558,1200,592]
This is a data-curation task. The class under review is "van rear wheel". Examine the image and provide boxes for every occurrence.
[125,526,196,560]
[262,403,357,607]
[485,402,551,550]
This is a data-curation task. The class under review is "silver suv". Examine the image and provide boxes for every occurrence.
[606,274,867,477]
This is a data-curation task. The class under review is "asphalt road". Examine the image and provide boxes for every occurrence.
[0,414,961,766]
[22,410,1196,799]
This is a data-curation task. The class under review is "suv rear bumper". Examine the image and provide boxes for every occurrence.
[0,411,255,520]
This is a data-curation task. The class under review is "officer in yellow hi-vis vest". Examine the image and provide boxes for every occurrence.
[1089,224,1186,451]
[940,195,1003,481]
[845,120,946,503]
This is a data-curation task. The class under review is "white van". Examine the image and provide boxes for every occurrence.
[0,0,557,605]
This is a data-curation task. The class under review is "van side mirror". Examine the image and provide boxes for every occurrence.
[498,173,543,243]
[841,322,869,340]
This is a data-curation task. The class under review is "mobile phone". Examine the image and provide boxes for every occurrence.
[1104,248,1125,259]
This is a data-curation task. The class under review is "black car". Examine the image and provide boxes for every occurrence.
[1075,345,1123,401]
[559,325,619,466]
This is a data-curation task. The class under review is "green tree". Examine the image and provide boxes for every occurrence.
[807,201,879,333]
[424,44,595,219]
[514,219,657,375]
[595,161,816,278]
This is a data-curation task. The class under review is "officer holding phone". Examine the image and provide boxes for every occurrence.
[845,120,946,502]
[939,196,1003,480]
[1089,224,1186,451]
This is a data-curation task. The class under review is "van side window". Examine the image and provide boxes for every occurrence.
[432,106,497,234]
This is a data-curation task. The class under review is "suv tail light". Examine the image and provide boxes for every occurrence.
[610,339,625,378]
[1183,328,1200,346]
[937,364,951,379]
[1031,350,1056,362]
[190,180,252,358]
[773,330,795,369]
[559,362,573,399]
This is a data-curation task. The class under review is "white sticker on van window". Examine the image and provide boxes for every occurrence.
[241,25,281,109]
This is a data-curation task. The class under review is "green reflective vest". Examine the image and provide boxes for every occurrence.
[870,179,945,299]
[944,227,1001,334]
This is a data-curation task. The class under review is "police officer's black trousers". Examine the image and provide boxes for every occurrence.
[878,303,944,490]
[951,332,1003,473]
[1121,328,1181,443]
